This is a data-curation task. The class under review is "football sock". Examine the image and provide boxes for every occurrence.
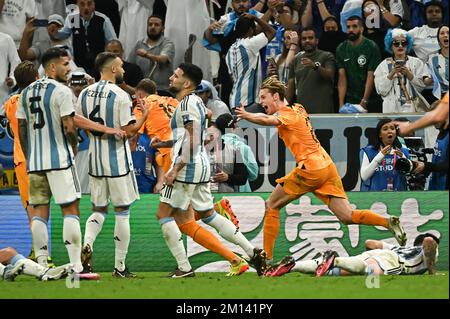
[9,254,45,277]
[114,210,130,272]
[84,211,106,250]
[31,216,49,267]
[292,257,322,273]
[351,210,389,228]
[63,215,83,273]
[0,263,5,277]
[264,207,280,260]
[179,220,238,262]
[202,212,254,258]
[334,256,368,274]
[160,217,191,272]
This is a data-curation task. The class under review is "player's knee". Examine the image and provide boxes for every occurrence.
[365,240,378,250]
[1,247,18,257]
[339,215,352,225]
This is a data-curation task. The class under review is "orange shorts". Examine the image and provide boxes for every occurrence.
[155,152,172,173]
[15,161,29,208]
[276,162,347,206]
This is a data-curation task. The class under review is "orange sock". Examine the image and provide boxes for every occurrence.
[263,207,280,260]
[179,220,238,262]
[351,210,389,228]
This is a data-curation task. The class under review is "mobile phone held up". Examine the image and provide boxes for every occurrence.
[33,19,48,27]
[395,59,405,67]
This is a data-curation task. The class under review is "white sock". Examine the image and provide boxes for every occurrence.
[334,257,368,274]
[0,263,5,277]
[84,211,106,250]
[21,259,46,278]
[160,218,191,272]
[63,215,82,273]
[114,211,130,272]
[203,212,255,258]
[292,257,322,273]
[9,254,46,278]
[31,216,49,267]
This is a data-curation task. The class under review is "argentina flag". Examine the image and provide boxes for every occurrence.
[340,0,363,32]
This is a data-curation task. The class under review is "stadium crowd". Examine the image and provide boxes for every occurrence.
[0,0,448,279]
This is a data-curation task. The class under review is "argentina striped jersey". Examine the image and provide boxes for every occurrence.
[391,246,438,275]
[77,80,135,177]
[170,93,210,184]
[225,32,268,109]
[16,77,75,173]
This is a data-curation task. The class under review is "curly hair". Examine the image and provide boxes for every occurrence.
[260,76,286,100]
[14,61,38,90]
[384,28,414,55]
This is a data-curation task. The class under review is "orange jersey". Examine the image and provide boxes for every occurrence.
[3,95,26,165]
[135,94,179,156]
[275,104,332,170]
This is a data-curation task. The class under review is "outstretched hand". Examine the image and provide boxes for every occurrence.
[234,104,248,121]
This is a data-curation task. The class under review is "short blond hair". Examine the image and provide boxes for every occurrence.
[260,76,286,100]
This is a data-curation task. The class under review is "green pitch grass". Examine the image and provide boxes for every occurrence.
[1,272,448,299]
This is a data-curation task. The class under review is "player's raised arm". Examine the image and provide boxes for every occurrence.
[73,114,126,139]
[235,104,281,126]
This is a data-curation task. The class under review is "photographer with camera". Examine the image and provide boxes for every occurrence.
[374,28,432,114]
[360,118,410,191]
[406,120,449,190]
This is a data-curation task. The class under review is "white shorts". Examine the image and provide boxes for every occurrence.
[360,249,402,275]
[89,172,140,208]
[28,165,81,205]
[159,181,214,212]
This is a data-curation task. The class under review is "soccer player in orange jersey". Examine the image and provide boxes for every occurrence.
[3,62,36,233]
[236,77,407,263]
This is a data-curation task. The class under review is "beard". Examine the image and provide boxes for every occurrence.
[169,85,179,94]
[147,32,162,41]
[115,73,124,85]
[347,31,361,41]
[55,73,68,83]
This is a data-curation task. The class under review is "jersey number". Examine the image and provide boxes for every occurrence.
[89,104,105,137]
[29,96,45,129]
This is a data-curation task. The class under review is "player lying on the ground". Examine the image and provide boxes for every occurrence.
[265,233,440,277]
[0,247,69,281]
[236,77,407,265]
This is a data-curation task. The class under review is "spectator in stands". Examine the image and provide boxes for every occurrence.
[264,2,300,79]
[19,14,73,63]
[56,0,117,76]
[336,16,382,113]
[105,39,143,96]
[116,0,152,60]
[408,0,443,62]
[360,118,410,191]
[312,0,346,35]
[286,27,335,113]
[196,80,231,124]
[372,0,404,28]
[318,16,347,55]
[362,0,389,58]
[203,0,264,103]
[0,0,36,49]
[374,28,432,113]
[267,30,299,85]
[129,15,175,94]
[0,31,21,105]
[225,13,275,110]
[427,25,449,98]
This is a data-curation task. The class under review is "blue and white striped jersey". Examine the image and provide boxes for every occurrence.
[16,77,75,173]
[392,246,439,275]
[170,93,210,184]
[225,33,269,109]
[428,52,449,95]
[77,80,135,177]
